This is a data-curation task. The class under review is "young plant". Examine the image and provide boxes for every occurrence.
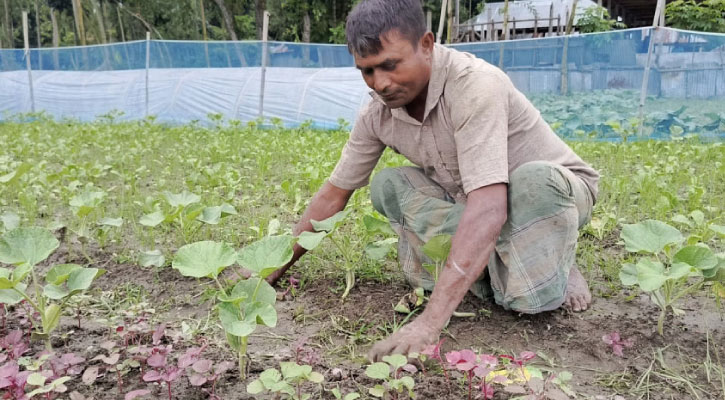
[362,214,398,261]
[297,211,356,299]
[172,235,296,380]
[421,234,452,285]
[365,354,416,399]
[618,220,722,335]
[0,227,105,349]
[246,362,324,400]
[187,359,234,400]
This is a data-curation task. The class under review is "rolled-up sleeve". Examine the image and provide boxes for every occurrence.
[328,106,386,190]
[449,69,510,194]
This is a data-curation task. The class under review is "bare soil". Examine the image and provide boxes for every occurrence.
[6,247,725,400]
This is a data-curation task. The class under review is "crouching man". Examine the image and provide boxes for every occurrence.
[268,0,600,362]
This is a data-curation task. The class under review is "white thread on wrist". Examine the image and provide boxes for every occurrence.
[451,260,467,277]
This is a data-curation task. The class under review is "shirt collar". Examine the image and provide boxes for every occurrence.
[368,44,449,125]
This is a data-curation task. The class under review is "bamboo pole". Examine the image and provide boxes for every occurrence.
[560,0,578,95]
[638,0,665,136]
[23,11,35,112]
[145,31,150,117]
[258,10,269,118]
[200,0,210,67]
[436,0,448,44]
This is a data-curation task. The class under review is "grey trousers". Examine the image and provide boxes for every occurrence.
[369,161,593,314]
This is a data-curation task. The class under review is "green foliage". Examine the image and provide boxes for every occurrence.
[576,7,626,33]
[422,234,452,284]
[0,227,104,347]
[247,362,324,399]
[665,0,725,33]
[365,355,416,398]
[619,220,724,335]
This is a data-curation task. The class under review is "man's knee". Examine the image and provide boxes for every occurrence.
[507,161,575,225]
[370,168,409,220]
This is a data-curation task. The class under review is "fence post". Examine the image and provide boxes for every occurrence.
[23,11,36,113]
[145,31,150,117]
[638,0,665,136]
[258,10,269,119]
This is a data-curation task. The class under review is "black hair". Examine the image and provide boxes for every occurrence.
[345,0,427,57]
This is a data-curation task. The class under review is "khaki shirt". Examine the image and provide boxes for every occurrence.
[329,44,599,204]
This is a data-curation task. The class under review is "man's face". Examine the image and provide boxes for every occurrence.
[354,30,434,109]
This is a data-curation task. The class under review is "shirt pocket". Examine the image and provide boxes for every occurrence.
[439,151,462,182]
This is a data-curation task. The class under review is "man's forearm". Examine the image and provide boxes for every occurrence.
[419,183,508,329]
[267,181,354,283]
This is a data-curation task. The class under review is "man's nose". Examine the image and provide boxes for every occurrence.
[373,72,391,94]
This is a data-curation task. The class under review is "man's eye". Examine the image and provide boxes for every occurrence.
[363,68,374,76]
[382,62,396,71]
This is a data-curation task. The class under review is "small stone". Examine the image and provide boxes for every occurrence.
[328,367,346,381]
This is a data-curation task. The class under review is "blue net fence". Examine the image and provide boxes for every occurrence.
[1,27,723,140]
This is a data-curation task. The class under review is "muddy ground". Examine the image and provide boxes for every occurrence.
[6,245,725,400]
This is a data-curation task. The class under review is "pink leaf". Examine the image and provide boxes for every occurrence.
[152,324,165,346]
[142,370,162,382]
[164,367,181,382]
[612,344,624,357]
[213,361,234,376]
[81,366,99,385]
[192,359,212,374]
[147,353,166,368]
[473,366,493,378]
[125,389,151,400]
[478,354,498,368]
[480,382,495,399]
[188,373,207,386]
[518,351,536,362]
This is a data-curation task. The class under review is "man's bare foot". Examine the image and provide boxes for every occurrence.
[564,265,592,312]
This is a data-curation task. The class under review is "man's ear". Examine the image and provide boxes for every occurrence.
[420,31,435,55]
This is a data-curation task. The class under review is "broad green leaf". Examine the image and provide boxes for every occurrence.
[422,234,452,263]
[67,268,105,292]
[70,191,106,217]
[164,191,200,208]
[365,362,390,380]
[98,217,123,227]
[709,224,725,237]
[246,379,265,394]
[237,235,296,277]
[0,227,59,267]
[620,220,683,254]
[26,372,47,386]
[670,214,691,227]
[220,203,237,217]
[310,210,350,232]
[668,262,694,281]
[382,354,407,370]
[244,301,277,327]
[399,376,415,390]
[44,303,62,334]
[26,377,71,398]
[369,385,386,397]
[172,241,237,279]
[635,259,667,292]
[689,210,705,226]
[139,250,165,268]
[218,302,256,337]
[281,362,310,380]
[197,206,222,225]
[46,264,82,285]
[258,368,282,386]
[345,393,361,400]
[0,164,30,184]
[673,246,717,270]
[43,284,70,300]
[363,215,396,236]
[365,238,397,260]
[298,231,327,251]
[182,204,205,222]
[217,290,248,304]
[139,210,164,227]
[0,283,26,304]
[0,277,13,290]
[309,371,324,383]
[0,211,20,232]
[231,278,276,306]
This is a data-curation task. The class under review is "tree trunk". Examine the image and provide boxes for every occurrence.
[116,3,125,42]
[50,8,59,47]
[71,0,86,45]
[302,11,310,62]
[3,0,12,47]
[91,0,107,43]
[212,0,238,41]
[255,0,265,40]
[34,0,41,47]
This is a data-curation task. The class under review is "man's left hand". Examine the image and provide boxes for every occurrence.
[368,318,440,362]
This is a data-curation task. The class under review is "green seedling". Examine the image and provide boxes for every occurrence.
[297,210,357,299]
[363,214,398,261]
[365,354,416,399]
[421,234,452,284]
[246,362,324,399]
[619,220,724,335]
[330,387,361,400]
[0,227,105,349]
[172,235,296,380]
[139,191,237,243]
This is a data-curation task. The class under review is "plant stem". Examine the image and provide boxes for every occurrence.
[238,338,248,380]
[167,381,172,400]
[658,308,666,336]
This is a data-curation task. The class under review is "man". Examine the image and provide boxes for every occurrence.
[267,0,599,362]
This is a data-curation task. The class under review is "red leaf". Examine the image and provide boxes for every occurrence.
[81,366,99,385]
[152,324,165,346]
[147,353,166,368]
[192,359,212,374]
[142,370,162,382]
[125,389,151,400]
[188,374,207,386]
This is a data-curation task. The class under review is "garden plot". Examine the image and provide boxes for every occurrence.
[0,117,723,399]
